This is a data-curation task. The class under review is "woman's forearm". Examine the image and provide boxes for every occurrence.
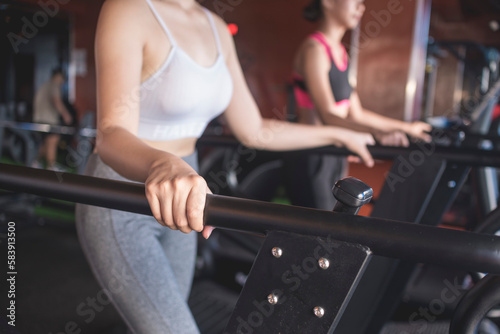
[96,127,179,182]
[241,118,374,167]
[351,109,409,133]
[320,112,377,133]
[244,119,349,150]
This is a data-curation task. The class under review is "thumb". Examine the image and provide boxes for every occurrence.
[202,225,215,239]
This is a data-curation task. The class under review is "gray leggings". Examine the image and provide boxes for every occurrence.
[75,153,200,334]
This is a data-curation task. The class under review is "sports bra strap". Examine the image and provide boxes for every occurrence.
[309,32,333,60]
[145,0,177,46]
[202,8,222,54]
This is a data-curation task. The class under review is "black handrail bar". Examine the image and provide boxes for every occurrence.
[0,163,499,274]
[197,135,500,167]
[0,120,97,137]
[1,123,500,165]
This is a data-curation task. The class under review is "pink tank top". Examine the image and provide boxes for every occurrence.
[138,1,233,141]
[293,32,351,110]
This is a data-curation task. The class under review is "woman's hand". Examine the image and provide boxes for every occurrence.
[374,130,409,147]
[145,157,209,235]
[342,131,376,167]
[405,121,432,142]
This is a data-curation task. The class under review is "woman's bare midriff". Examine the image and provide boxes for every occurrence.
[142,137,199,158]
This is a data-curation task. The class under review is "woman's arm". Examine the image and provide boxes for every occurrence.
[297,37,431,142]
[348,92,432,141]
[95,0,207,234]
[215,17,375,166]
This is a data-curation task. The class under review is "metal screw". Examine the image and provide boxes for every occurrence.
[318,258,330,270]
[313,306,325,318]
[267,293,279,305]
[272,247,283,258]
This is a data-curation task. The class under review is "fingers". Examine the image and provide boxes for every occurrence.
[412,122,433,142]
[185,176,207,233]
[146,191,168,227]
[172,179,190,233]
[366,134,376,146]
[146,182,178,230]
[391,131,409,147]
[350,134,374,167]
[376,131,409,147]
[347,155,362,164]
[421,122,432,132]
[399,132,410,147]
[358,145,374,168]
[420,131,432,143]
[145,173,208,234]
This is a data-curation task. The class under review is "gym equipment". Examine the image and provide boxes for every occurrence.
[0,110,95,230]
[192,78,500,333]
[0,163,499,333]
[451,275,500,334]
[349,75,499,332]
[0,111,96,170]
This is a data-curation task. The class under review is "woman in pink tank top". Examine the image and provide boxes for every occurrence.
[292,0,432,141]
[285,0,433,210]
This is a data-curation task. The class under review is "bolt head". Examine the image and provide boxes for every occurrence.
[313,306,325,318]
[271,247,283,258]
[318,258,330,270]
[267,293,278,305]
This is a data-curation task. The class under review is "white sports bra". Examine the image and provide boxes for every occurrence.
[138,0,233,141]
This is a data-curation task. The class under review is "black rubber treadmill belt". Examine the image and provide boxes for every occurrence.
[189,280,239,334]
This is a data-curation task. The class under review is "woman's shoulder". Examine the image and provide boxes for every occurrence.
[294,33,331,73]
[99,0,150,25]
[97,0,152,39]
[298,34,329,57]
[101,0,145,12]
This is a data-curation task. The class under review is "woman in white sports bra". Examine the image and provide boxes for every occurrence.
[75,0,375,333]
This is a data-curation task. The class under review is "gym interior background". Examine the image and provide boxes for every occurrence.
[0,0,499,333]
[1,0,499,205]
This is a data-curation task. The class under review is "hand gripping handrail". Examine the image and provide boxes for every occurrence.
[0,163,499,274]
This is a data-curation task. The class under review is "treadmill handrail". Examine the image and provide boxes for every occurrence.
[198,135,500,167]
[0,163,499,274]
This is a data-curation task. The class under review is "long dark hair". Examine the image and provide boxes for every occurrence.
[303,0,323,22]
